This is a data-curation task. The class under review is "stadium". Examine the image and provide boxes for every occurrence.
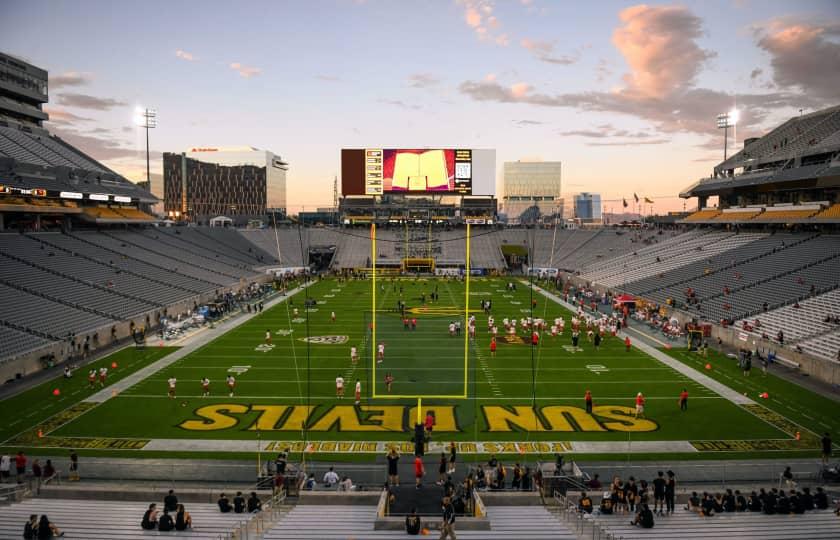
[1,3,840,539]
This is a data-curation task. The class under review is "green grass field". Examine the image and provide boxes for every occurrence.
[2,276,834,459]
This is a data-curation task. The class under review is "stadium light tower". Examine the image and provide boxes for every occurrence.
[137,107,157,189]
[717,109,738,161]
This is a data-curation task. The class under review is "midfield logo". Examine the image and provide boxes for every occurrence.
[255,344,276,352]
[275,329,293,336]
[228,365,251,374]
[298,335,349,345]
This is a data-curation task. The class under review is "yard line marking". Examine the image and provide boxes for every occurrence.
[116,394,728,400]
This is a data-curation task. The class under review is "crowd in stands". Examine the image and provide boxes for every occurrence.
[682,485,832,516]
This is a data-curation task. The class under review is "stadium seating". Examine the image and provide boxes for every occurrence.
[592,508,840,540]
[738,289,840,347]
[799,330,840,361]
[750,206,820,222]
[683,209,721,222]
[0,324,51,360]
[264,504,575,539]
[813,203,840,220]
[0,498,251,539]
[711,209,763,221]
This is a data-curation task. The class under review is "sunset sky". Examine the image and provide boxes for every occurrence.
[2,0,838,214]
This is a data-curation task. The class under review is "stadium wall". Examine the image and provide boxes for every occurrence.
[559,271,840,388]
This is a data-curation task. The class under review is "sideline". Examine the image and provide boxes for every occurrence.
[523,281,756,406]
[83,281,314,403]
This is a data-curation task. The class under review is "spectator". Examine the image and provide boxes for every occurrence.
[273,472,285,497]
[579,492,593,514]
[782,466,796,488]
[521,467,532,491]
[36,515,63,539]
[684,491,701,514]
[701,493,715,516]
[0,453,9,483]
[664,470,676,515]
[158,508,174,532]
[338,476,354,491]
[323,466,340,487]
[15,451,27,484]
[801,487,814,511]
[414,456,425,490]
[305,473,316,490]
[23,514,37,540]
[587,473,602,490]
[511,463,522,489]
[141,503,158,530]
[652,471,666,516]
[68,451,78,482]
[735,490,747,511]
[247,492,262,513]
[386,447,400,486]
[723,489,735,512]
[164,489,178,512]
[440,496,456,540]
[233,491,246,513]
[42,460,56,485]
[822,432,832,465]
[630,502,654,528]
[437,453,447,485]
[31,459,42,494]
[748,491,762,512]
[217,493,232,513]
[815,487,829,509]
[405,507,421,535]
[175,503,192,531]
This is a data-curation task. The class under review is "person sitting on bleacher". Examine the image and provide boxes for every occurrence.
[23,514,37,540]
[233,491,246,513]
[723,489,736,512]
[141,503,158,530]
[815,487,829,509]
[247,492,262,513]
[405,507,422,535]
[163,489,178,512]
[578,492,593,514]
[789,490,805,514]
[684,492,701,514]
[748,491,762,512]
[777,491,791,514]
[42,460,56,484]
[801,487,815,511]
[598,493,613,515]
[36,515,63,539]
[735,490,747,511]
[629,503,654,528]
[217,493,232,513]
[175,504,192,531]
[700,493,715,516]
[158,508,175,532]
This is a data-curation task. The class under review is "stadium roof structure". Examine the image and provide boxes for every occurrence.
[680,105,840,199]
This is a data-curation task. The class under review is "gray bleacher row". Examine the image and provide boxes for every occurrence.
[0,124,109,173]
[737,289,840,344]
[264,504,575,540]
[625,233,800,298]
[581,231,765,287]
[174,227,277,265]
[639,235,840,321]
[0,324,51,361]
[800,330,840,361]
[0,498,249,540]
[591,507,840,540]
[0,281,116,339]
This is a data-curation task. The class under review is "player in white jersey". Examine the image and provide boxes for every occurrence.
[265,330,272,344]
[167,377,177,398]
[377,343,385,363]
[335,375,345,398]
[350,346,358,364]
[201,377,210,397]
[331,311,336,322]
[355,379,362,405]
[227,375,236,397]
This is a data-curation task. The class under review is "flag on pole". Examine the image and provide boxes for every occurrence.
[644,197,654,204]
[622,198,628,208]
[633,193,639,203]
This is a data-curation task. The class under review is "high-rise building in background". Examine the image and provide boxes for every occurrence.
[502,161,562,224]
[163,146,287,224]
[574,192,602,223]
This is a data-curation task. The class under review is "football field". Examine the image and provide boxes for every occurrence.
[5,275,835,459]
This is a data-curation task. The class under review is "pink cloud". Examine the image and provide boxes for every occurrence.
[230,62,262,78]
[175,49,197,61]
[612,5,715,98]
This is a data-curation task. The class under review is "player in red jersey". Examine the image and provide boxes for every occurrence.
[490,337,497,357]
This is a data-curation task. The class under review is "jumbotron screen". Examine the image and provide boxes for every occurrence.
[342,148,495,196]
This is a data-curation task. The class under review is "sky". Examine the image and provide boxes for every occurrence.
[1,0,839,214]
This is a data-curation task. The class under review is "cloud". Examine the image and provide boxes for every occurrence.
[753,19,840,100]
[407,73,440,88]
[49,72,92,89]
[56,93,127,111]
[229,62,262,78]
[612,4,715,98]
[513,120,544,126]
[520,38,579,65]
[50,126,141,161]
[457,1,507,44]
[175,49,197,61]
[43,108,93,125]
[315,74,341,82]
[560,125,657,140]
[377,99,422,110]
[587,139,669,147]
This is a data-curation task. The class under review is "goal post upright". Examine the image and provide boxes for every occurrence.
[463,222,470,398]
[371,223,377,398]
